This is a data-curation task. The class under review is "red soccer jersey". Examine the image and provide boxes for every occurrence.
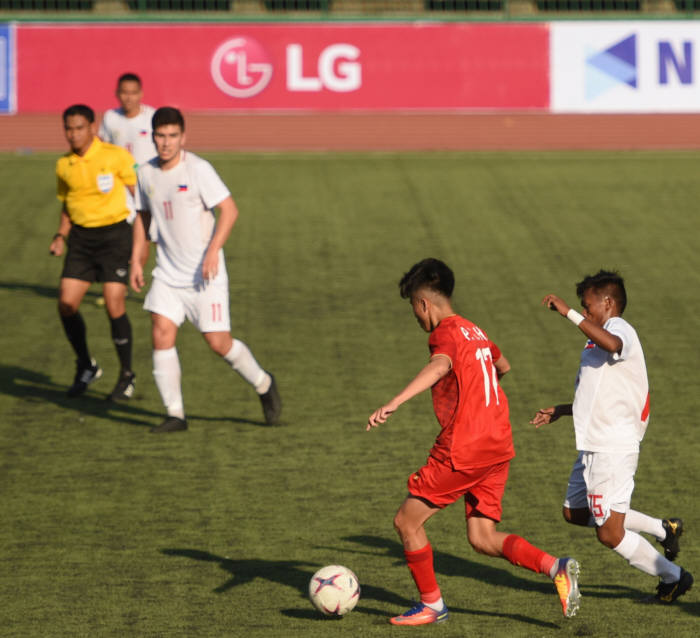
[427,315,515,470]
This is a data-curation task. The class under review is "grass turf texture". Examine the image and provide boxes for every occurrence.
[1,151,698,637]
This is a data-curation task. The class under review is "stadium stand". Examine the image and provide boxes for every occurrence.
[0,0,695,14]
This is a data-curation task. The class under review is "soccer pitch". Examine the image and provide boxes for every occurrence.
[1,151,698,637]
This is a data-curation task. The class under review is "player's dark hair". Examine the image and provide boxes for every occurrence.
[62,104,94,124]
[118,73,142,87]
[399,258,455,299]
[576,269,627,314]
[152,106,185,132]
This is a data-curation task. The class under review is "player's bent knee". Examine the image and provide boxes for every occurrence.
[467,533,498,556]
[204,332,233,357]
[467,538,488,555]
[58,300,79,316]
[596,527,622,549]
[596,520,624,548]
[151,326,176,350]
[393,512,419,540]
[563,506,590,526]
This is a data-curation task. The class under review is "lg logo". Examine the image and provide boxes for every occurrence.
[210,37,273,98]
[211,37,361,98]
[287,43,361,92]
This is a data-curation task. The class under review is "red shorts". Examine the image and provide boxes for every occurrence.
[407,455,510,522]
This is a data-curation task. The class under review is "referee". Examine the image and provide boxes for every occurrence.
[49,104,137,400]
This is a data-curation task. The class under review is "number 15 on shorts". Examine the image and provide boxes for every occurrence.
[588,493,604,519]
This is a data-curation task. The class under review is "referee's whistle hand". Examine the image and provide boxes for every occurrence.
[49,239,64,257]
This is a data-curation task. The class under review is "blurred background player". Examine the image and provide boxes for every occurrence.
[367,258,580,625]
[130,107,281,433]
[99,73,156,173]
[531,270,692,605]
[49,104,137,401]
[95,73,157,307]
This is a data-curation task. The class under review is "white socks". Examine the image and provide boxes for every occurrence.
[153,347,185,419]
[152,341,268,421]
[613,530,680,583]
[549,559,560,579]
[223,340,271,394]
[424,597,445,611]
[624,509,665,540]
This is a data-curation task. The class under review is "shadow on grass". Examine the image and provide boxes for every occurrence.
[0,364,269,428]
[342,535,651,603]
[0,279,143,304]
[585,583,700,616]
[160,548,408,619]
[160,548,560,627]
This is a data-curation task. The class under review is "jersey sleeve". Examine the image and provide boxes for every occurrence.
[488,340,502,362]
[196,159,231,210]
[429,324,458,366]
[606,317,635,361]
[135,170,159,242]
[56,160,68,203]
[135,169,149,212]
[116,147,138,186]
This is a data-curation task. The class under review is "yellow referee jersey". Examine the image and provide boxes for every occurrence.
[56,137,137,228]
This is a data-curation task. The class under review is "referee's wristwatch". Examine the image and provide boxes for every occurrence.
[53,233,67,241]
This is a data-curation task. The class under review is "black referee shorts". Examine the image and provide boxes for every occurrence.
[61,220,132,284]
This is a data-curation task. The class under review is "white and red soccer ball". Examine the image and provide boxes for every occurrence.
[308,565,360,617]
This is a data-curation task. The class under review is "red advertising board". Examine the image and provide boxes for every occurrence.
[17,22,548,112]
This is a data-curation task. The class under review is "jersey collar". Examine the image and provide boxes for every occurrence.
[70,136,102,163]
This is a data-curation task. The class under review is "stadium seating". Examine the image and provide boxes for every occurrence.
[0,0,695,16]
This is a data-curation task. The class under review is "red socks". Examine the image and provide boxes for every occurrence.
[502,534,556,576]
[404,543,441,603]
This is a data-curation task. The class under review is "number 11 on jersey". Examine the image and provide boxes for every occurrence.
[475,347,500,407]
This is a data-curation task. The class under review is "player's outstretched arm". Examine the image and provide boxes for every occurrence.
[202,196,238,281]
[530,403,573,428]
[49,208,71,257]
[541,293,622,354]
[366,355,451,431]
[130,213,149,292]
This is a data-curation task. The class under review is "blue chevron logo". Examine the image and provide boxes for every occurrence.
[585,34,637,101]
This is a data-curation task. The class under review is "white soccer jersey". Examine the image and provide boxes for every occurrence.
[99,105,157,166]
[572,316,650,453]
[136,151,231,288]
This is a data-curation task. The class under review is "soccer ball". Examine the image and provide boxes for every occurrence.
[308,564,360,617]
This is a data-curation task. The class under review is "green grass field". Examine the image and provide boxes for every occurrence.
[1,151,699,637]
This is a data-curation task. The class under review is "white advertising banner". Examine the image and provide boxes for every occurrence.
[551,21,700,113]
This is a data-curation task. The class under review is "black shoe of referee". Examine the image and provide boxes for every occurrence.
[107,371,135,402]
[67,358,102,397]
[150,417,188,434]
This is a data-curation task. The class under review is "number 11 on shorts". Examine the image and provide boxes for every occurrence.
[211,303,223,322]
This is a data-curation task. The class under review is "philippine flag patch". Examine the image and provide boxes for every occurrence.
[178,184,188,192]
[139,130,148,136]
[584,340,596,350]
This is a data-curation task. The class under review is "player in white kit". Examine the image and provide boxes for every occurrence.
[130,107,281,433]
[99,73,157,167]
[99,73,156,225]
[531,270,692,605]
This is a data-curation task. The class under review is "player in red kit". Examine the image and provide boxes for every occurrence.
[367,258,580,626]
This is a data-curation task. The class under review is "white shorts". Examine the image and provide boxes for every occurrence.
[563,450,639,526]
[144,277,231,333]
